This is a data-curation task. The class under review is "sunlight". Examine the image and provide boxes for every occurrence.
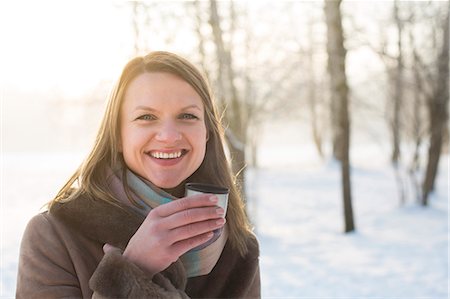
[0,1,132,97]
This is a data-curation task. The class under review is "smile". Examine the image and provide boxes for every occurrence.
[148,149,187,159]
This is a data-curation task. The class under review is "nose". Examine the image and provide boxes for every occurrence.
[155,121,182,143]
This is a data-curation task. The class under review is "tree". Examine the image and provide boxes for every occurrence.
[208,0,247,194]
[127,1,153,55]
[422,3,449,205]
[306,13,325,159]
[193,1,310,197]
[391,0,405,165]
[324,0,355,233]
[407,22,426,203]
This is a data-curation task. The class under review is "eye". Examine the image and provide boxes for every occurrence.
[136,114,157,121]
[179,113,199,120]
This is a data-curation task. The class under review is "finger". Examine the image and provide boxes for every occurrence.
[155,194,219,217]
[170,231,215,256]
[167,218,226,245]
[162,206,225,230]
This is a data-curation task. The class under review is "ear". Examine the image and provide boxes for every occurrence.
[206,130,210,142]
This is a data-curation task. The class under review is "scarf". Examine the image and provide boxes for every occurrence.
[106,167,228,278]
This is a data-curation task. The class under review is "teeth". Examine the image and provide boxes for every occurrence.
[150,151,182,159]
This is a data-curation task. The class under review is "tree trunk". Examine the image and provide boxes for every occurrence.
[209,0,247,195]
[307,17,324,159]
[324,0,355,233]
[422,4,449,205]
[331,103,343,160]
[392,0,404,165]
[408,25,424,203]
[192,0,210,80]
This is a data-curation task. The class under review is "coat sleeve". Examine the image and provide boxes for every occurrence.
[246,258,261,298]
[16,214,83,298]
[89,247,189,299]
[231,236,261,298]
[17,214,190,299]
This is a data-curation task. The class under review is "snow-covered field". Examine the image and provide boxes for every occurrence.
[1,146,448,298]
[249,162,448,298]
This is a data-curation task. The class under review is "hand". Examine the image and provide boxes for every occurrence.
[122,194,225,277]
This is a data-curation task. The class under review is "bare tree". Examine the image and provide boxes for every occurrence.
[391,0,405,165]
[306,15,325,159]
[387,0,410,205]
[128,1,153,55]
[193,1,309,195]
[422,3,449,205]
[405,12,428,203]
[324,0,355,233]
[209,0,247,193]
[192,0,210,80]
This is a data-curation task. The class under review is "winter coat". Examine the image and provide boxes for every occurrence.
[16,194,261,298]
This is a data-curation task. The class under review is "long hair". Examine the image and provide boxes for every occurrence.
[49,51,253,256]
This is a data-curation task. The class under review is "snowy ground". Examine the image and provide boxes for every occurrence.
[248,162,448,298]
[1,147,448,298]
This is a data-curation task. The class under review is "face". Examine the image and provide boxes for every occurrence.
[120,72,208,189]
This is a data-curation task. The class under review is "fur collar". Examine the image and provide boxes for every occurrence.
[49,194,144,250]
[49,194,187,289]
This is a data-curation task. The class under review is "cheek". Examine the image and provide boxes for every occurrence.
[197,130,208,161]
[119,127,131,154]
[188,126,208,158]
[120,127,147,161]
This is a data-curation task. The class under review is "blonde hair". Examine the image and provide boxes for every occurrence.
[50,51,253,256]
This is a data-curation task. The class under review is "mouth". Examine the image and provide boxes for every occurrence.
[146,149,188,160]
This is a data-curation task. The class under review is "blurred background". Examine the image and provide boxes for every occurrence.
[1,1,448,298]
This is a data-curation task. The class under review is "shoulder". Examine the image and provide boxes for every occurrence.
[23,212,60,239]
[25,210,82,234]
[246,233,260,257]
[17,213,86,298]
[49,192,143,249]
[238,231,259,261]
[223,231,259,265]
[19,212,77,273]
[21,212,74,251]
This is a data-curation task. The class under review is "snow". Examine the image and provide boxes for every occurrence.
[248,163,448,298]
[1,145,448,298]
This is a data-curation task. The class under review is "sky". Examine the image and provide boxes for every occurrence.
[0,1,132,96]
[0,1,388,96]
[0,1,140,152]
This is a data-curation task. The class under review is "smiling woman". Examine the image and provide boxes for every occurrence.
[120,72,208,191]
[15,51,260,298]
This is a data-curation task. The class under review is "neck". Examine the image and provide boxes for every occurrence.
[162,183,186,198]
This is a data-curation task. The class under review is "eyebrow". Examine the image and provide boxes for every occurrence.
[133,104,202,112]
[134,105,156,112]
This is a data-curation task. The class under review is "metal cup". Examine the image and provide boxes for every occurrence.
[185,183,229,217]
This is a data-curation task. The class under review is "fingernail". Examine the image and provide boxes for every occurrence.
[209,195,218,203]
[216,207,225,216]
[216,218,225,225]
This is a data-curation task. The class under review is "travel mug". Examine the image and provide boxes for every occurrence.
[185,183,229,217]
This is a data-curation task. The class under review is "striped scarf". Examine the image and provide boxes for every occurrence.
[106,167,228,278]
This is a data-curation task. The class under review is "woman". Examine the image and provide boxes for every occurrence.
[16,51,260,298]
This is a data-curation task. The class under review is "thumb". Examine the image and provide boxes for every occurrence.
[103,243,116,254]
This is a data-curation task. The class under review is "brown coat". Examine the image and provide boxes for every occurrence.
[16,195,261,298]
